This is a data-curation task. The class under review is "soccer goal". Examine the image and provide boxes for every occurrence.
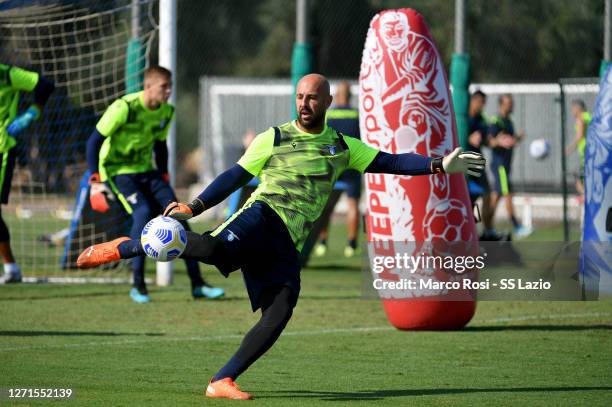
[0,0,158,283]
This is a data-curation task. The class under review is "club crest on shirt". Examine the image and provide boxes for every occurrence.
[159,119,168,129]
[323,144,337,155]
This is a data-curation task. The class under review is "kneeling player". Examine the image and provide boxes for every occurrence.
[77,74,485,400]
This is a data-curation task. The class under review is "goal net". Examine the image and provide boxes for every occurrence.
[0,0,158,282]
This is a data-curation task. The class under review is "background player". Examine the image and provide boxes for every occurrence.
[77,73,485,399]
[466,90,498,240]
[314,81,362,258]
[565,99,592,197]
[0,63,54,284]
[85,65,224,303]
[485,94,531,238]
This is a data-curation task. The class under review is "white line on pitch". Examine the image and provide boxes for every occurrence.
[1,312,610,353]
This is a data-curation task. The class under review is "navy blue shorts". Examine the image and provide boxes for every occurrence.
[338,169,362,199]
[0,149,16,204]
[211,200,300,311]
[490,156,512,195]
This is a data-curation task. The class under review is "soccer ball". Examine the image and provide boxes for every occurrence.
[140,216,187,262]
[529,138,550,160]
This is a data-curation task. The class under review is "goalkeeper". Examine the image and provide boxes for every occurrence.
[85,65,224,303]
[0,63,54,284]
[77,74,485,399]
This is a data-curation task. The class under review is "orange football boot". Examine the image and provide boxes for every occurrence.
[205,378,253,400]
[76,237,131,269]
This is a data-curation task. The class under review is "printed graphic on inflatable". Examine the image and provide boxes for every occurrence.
[360,9,477,329]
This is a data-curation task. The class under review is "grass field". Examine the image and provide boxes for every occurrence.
[1,223,611,406]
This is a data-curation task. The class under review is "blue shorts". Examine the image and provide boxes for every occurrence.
[211,200,300,311]
[490,156,512,195]
[337,169,362,199]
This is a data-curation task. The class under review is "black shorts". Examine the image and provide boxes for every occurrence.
[211,200,301,311]
[337,169,362,199]
[0,149,17,204]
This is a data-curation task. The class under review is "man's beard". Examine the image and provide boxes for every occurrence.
[298,110,325,130]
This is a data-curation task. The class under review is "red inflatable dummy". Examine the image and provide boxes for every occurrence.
[359,9,477,330]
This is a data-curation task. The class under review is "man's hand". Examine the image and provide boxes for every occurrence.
[495,131,515,149]
[163,202,193,220]
[88,173,115,213]
[442,147,486,177]
[468,131,482,148]
[7,106,40,136]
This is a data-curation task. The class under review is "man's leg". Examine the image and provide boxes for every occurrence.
[206,285,297,400]
[77,230,228,268]
[112,174,154,301]
[345,197,359,257]
[148,174,224,298]
[0,150,21,284]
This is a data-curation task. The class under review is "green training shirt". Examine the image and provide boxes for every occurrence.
[220,120,379,251]
[0,64,39,153]
[96,91,174,181]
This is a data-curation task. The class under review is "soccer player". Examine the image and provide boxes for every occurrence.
[565,99,591,197]
[77,73,485,399]
[466,90,496,240]
[485,94,531,238]
[314,81,362,258]
[85,65,224,303]
[0,63,54,284]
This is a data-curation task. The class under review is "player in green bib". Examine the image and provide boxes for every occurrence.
[0,63,54,284]
[77,73,485,400]
[565,99,592,197]
[85,65,224,303]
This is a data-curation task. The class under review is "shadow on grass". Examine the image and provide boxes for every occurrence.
[305,264,362,271]
[0,290,127,301]
[0,330,165,337]
[0,290,247,302]
[464,324,612,332]
[261,386,612,401]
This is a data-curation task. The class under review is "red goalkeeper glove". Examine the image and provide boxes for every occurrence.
[88,173,114,213]
[163,202,194,220]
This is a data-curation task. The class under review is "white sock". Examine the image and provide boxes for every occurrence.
[4,263,20,274]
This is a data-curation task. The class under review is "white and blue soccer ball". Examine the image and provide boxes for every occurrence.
[140,216,187,262]
[529,138,550,160]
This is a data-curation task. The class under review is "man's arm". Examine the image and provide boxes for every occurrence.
[366,149,485,177]
[344,136,485,177]
[153,140,169,182]
[86,99,128,212]
[6,66,55,136]
[164,127,275,219]
[165,164,254,219]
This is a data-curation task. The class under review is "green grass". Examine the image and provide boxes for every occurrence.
[1,223,611,406]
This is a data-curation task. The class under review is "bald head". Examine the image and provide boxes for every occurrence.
[295,73,333,133]
[297,74,331,98]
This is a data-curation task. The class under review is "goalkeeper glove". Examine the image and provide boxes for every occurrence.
[7,106,40,136]
[440,147,486,177]
[163,198,204,220]
[88,173,114,213]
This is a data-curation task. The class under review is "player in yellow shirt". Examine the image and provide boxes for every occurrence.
[77,74,485,399]
[85,65,223,303]
[0,63,54,284]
